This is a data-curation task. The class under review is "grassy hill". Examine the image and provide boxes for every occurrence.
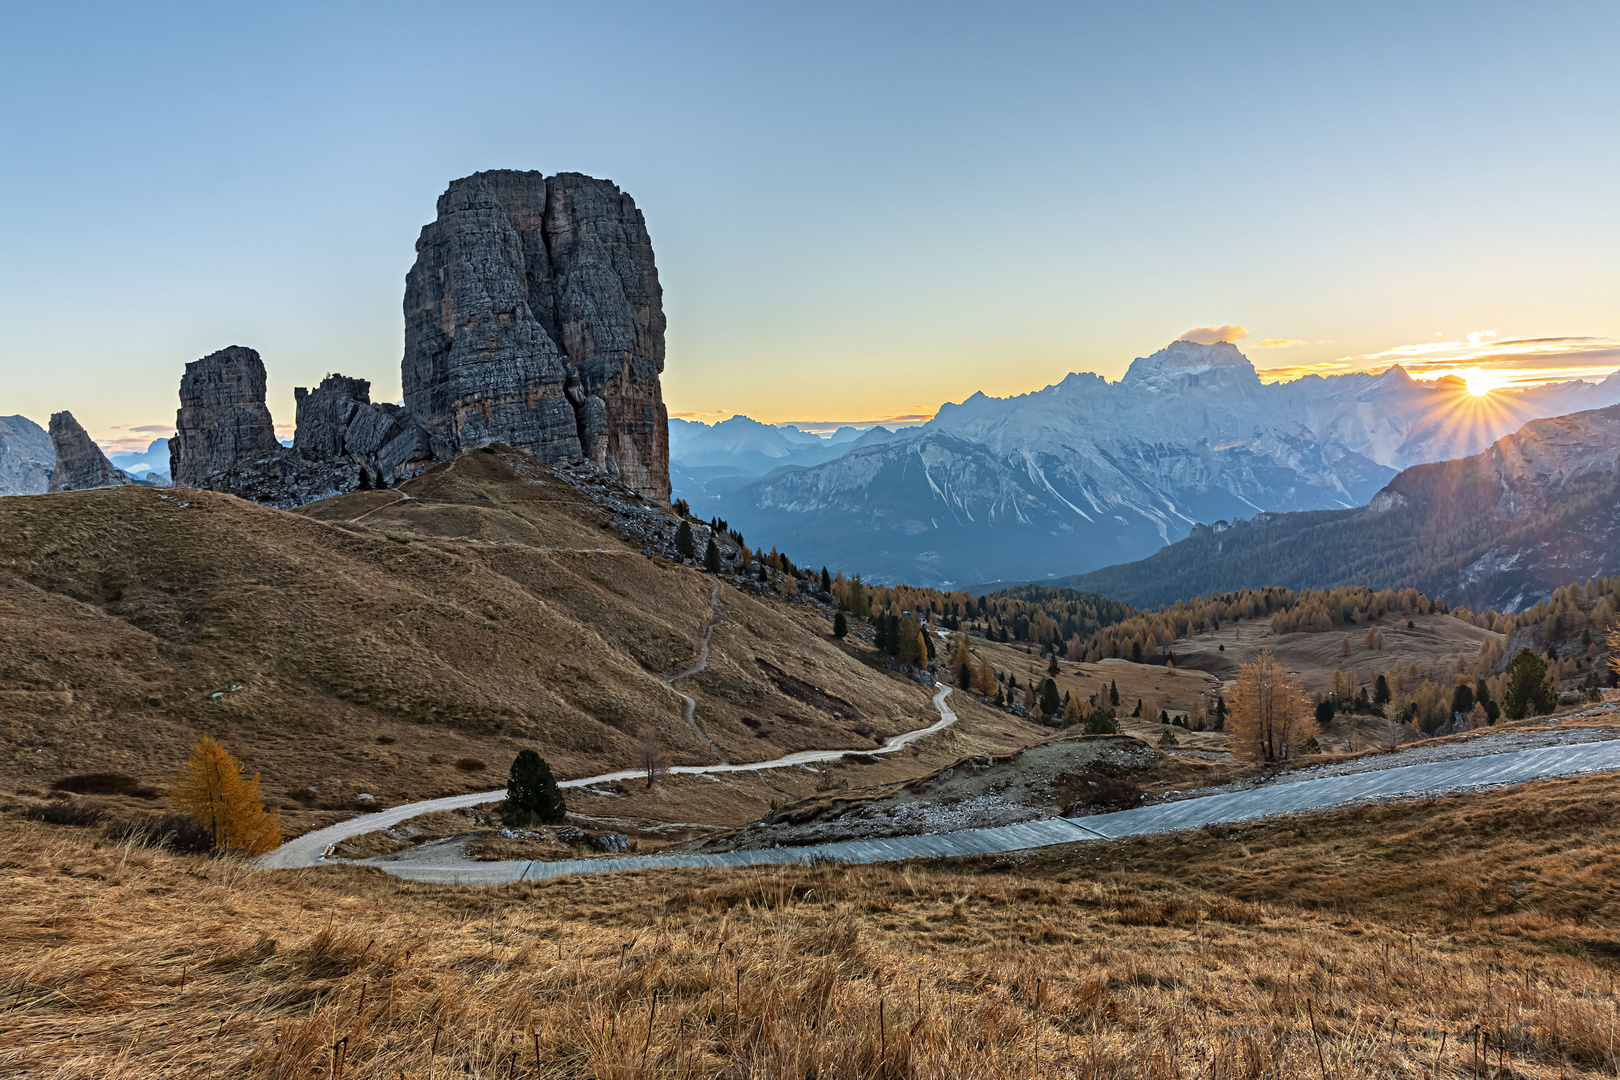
[0,449,956,825]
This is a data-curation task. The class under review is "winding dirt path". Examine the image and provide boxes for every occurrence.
[666,582,728,763]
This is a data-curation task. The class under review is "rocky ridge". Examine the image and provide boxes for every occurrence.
[47,411,134,492]
[158,170,670,510]
[1046,403,1620,611]
[680,341,1620,587]
[167,348,441,509]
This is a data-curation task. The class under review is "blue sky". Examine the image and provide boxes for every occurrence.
[2,1,1616,450]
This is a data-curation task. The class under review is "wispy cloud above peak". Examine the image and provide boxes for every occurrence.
[1178,324,1248,345]
[1254,338,1308,348]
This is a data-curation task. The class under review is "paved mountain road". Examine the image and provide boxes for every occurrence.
[267,731,1620,883]
[259,683,960,871]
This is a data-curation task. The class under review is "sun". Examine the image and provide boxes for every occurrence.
[1459,367,1507,396]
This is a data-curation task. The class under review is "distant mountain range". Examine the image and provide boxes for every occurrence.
[0,423,172,495]
[1035,404,1620,612]
[108,438,173,483]
[670,341,1620,587]
[0,415,54,496]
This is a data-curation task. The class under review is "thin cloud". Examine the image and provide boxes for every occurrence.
[128,423,174,434]
[1255,334,1620,387]
[1253,338,1308,349]
[1178,324,1248,345]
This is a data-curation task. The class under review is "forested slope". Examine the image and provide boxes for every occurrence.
[1048,405,1620,610]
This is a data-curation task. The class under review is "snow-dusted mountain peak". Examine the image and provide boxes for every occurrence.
[1120,339,1259,392]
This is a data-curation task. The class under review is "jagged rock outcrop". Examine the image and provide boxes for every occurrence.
[48,411,134,492]
[0,414,54,496]
[169,346,284,489]
[403,170,669,502]
[294,374,437,489]
[169,347,435,507]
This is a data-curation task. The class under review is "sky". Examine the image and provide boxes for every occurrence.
[1,2,1617,452]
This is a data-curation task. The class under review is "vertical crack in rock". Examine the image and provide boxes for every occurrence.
[403,170,669,502]
[48,411,133,492]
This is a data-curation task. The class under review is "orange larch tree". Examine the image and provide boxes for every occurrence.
[1228,650,1318,763]
[171,736,282,854]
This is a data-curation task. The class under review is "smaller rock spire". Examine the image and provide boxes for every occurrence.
[47,411,134,492]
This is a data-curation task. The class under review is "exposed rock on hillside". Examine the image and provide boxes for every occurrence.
[0,414,54,496]
[293,374,437,489]
[169,346,436,508]
[169,345,284,487]
[403,170,669,502]
[47,411,133,492]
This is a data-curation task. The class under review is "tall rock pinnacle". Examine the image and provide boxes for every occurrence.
[169,345,283,490]
[47,411,133,492]
[402,170,670,502]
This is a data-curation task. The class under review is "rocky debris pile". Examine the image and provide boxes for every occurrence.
[498,824,630,853]
[0,414,55,496]
[682,736,1162,853]
[293,373,438,489]
[549,459,739,567]
[404,170,669,502]
[47,411,134,492]
[168,347,438,508]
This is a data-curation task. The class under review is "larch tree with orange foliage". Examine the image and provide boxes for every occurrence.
[1228,650,1318,763]
[171,737,282,854]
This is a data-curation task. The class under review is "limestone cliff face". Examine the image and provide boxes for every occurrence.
[169,346,284,490]
[293,374,437,489]
[403,170,669,502]
[48,411,133,492]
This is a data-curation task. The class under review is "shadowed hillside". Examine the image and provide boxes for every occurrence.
[0,449,938,819]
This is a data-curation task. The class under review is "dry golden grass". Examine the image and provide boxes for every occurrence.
[6,773,1620,1078]
[0,450,1046,838]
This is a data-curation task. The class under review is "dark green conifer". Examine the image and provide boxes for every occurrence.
[675,520,696,559]
[1503,649,1556,719]
[1039,678,1061,717]
[505,750,566,826]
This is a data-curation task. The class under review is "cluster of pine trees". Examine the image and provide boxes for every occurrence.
[824,576,1137,654]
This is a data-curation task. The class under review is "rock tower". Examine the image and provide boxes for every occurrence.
[402,170,670,502]
[168,347,435,507]
[160,171,671,508]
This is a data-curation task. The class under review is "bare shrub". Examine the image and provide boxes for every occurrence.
[51,773,158,799]
[639,728,670,789]
[103,814,213,854]
[24,802,105,827]
[453,758,486,773]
